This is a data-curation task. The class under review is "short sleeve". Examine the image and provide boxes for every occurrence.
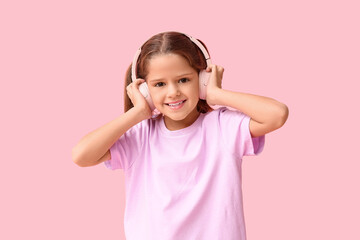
[218,107,265,158]
[104,120,147,171]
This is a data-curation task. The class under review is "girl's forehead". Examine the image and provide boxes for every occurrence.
[146,54,196,81]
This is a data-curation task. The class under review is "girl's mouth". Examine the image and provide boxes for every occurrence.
[165,100,186,109]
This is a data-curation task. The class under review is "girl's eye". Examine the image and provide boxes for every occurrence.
[154,82,165,87]
[179,78,189,83]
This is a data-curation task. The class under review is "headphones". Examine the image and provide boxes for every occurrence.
[131,32,212,117]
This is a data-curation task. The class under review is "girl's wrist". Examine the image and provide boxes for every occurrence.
[130,106,151,121]
[206,88,225,106]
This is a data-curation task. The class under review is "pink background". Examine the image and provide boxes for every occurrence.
[1,0,359,239]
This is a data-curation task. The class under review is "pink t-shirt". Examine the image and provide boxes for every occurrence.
[104,107,265,240]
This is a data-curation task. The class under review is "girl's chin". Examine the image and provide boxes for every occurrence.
[156,101,198,119]
[163,112,186,120]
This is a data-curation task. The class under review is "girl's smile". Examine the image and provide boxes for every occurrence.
[165,99,186,109]
[146,53,200,130]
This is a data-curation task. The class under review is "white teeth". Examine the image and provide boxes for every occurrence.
[168,101,184,106]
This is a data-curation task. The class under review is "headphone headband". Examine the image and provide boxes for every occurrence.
[131,32,212,82]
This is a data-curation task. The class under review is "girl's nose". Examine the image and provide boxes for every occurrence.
[167,83,180,97]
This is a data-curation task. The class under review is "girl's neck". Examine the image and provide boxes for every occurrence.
[163,109,201,131]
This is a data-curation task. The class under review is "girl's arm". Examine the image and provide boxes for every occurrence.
[206,65,289,138]
[72,79,151,167]
[72,107,147,167]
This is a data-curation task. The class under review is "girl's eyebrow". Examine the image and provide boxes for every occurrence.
[148,72,194,82]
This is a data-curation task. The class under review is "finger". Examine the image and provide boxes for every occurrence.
[210,65,217,75]
[126,87,132,95]
[206,64,215,72]
[130,79,142,91]
[134,78,145,85]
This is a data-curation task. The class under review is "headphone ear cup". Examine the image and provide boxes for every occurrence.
[138,82,156,111]
[198,70,211,100]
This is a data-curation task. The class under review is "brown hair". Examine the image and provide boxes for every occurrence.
[124,31,213,115]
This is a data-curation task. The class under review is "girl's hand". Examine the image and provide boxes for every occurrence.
[126,79,152,119]
[205,64,224,106]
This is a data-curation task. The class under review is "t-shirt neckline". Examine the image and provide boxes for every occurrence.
[158,113,204,136]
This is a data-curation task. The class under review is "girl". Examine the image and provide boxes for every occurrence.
[72,31,289,240]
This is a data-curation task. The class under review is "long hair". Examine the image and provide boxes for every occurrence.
[124,31,213,114]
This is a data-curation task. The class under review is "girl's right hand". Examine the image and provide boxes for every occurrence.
[126,79,152,119]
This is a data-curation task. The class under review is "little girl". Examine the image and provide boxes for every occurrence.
[72,31,289,240]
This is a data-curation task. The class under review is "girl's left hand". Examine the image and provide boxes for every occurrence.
[205,64,224,106]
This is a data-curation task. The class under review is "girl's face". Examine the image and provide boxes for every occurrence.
[146,53,200,130]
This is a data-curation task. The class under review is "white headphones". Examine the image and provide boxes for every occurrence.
[131,32,212,117]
